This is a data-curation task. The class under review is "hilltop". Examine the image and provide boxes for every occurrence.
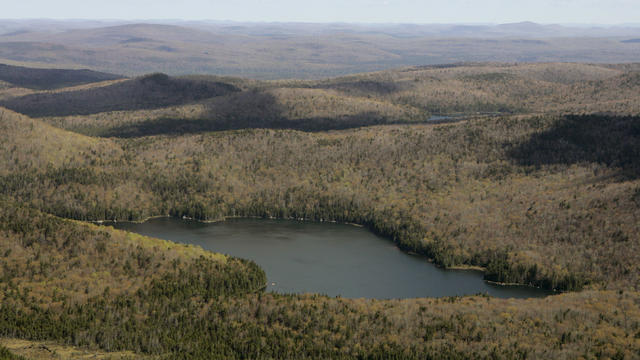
[0,62,639,358]
[1,21,639,78]
[2,62,638,137]
[0,63,122,90]
[0,72,239,117]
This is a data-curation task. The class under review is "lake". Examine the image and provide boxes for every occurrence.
[112,217,554,299]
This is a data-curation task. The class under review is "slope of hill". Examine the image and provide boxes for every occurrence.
[0,107,639,358]
[0,107,121,174]
[0,73,239,117]
[1,21,639,78]
[8,62,638,137]
[2,104,639,291]
[94,87,424,137]
[1,62,640,358]
[0,23,231,47]
[0,63,122,90]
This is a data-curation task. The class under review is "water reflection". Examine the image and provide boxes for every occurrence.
[112,218,555,299]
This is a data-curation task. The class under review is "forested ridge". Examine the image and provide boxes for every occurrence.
[1,200,639,359]
[0,63,122,90]
[2,107,638,291]
[0,73,239,117]
[2,62,639,137]
[0,62,639,358]
[2,21,640,79]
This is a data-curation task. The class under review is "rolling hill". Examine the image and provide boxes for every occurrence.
[2,62,638,137]
[0,62,639,358]
[0,63,122,90]
[0,73,239,117]
[1,21,639,78]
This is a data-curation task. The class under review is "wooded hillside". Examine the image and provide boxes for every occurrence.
[2,62,638,137]
[0,62,639,358]
[1,106,639,292]
[0,73,239,117]
[0,63,122,90]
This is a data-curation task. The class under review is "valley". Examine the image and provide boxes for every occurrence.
[0,61,639,358]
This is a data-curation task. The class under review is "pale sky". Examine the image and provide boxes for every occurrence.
[3,0,639,24]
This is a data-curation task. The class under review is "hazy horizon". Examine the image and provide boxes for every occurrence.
[3,0,640,25]
[1,19,640,27]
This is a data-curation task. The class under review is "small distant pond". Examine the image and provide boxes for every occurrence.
[427,115,454,122]
[112,218,554,299]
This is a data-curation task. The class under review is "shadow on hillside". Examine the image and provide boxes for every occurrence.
[0,63,123,90]
[102,90,283,137]
[507,115,640,179]
[313,79,400,95]
[0,73,240,117]
[101,90,415,137]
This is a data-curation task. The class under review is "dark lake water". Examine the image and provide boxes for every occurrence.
[112,217,554,299]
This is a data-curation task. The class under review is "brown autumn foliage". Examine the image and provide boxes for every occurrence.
[1,62,640,358]
[1,105,639,291]
[0,63,122,90]
[0,199,639,359]
[2,62,633,137]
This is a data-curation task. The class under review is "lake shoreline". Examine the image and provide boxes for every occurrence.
[92,214,367,228]
[104,215,557,297]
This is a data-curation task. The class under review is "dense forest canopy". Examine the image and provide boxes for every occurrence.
[0,62,639,359]
[0,63,122,90]
[0,73,239,117]
[2,62,639,137]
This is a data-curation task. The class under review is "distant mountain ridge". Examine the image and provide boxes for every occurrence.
[2,19,640,38]
[0,72,239,117]
[1,62,638,138]
[0,63,122,89]
[1,20,639,79]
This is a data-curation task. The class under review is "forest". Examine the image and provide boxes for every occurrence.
[0,62,639,358]
[1,199,638,359]
[1,62,637,137]
[0,63,121,90]
[2,21,640,79]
